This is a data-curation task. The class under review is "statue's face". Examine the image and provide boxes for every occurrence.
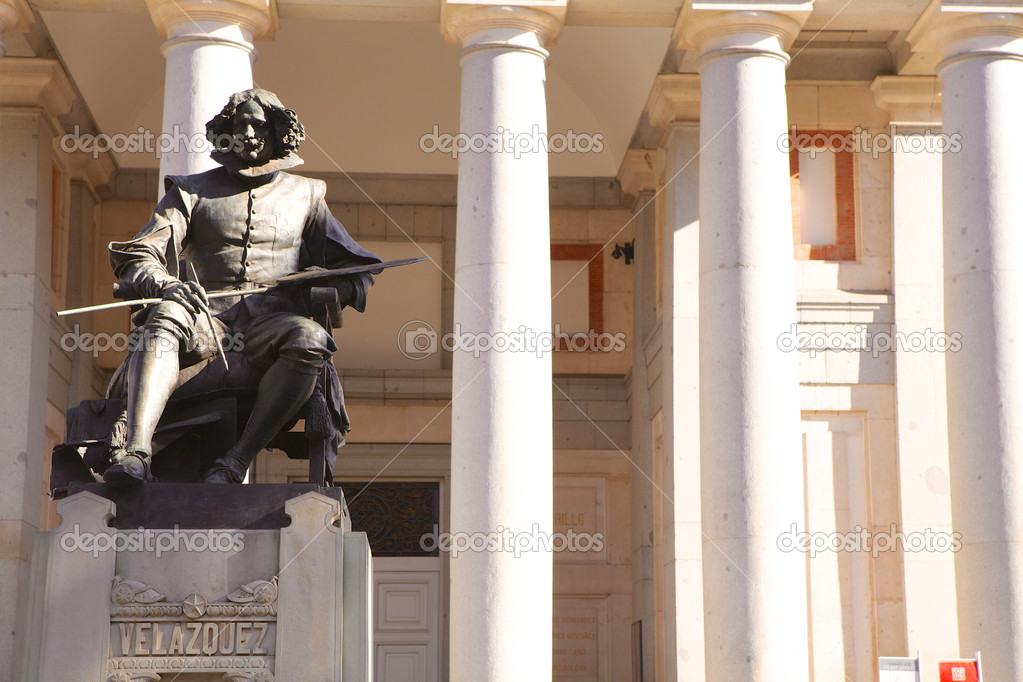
[231,100,275,166]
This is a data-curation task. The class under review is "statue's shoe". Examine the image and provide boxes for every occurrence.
[200,463,244,484]
[104,450,154,486]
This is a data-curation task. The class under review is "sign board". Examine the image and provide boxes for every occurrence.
[938,658,980,682]
[879,655,921,682]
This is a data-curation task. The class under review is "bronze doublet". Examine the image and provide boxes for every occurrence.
[181,171,311,288]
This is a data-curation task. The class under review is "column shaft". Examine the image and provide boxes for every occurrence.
[938,26,1023,677]
[159,21,255,182]
[448,10,555,681]
[695,21,808,680]
[147,0,275,188]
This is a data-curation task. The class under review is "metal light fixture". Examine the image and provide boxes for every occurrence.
[611,240,634,265]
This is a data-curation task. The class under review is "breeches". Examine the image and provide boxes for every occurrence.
[136,299,335,372]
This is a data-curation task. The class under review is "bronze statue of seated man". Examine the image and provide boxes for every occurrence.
[104,88,380,486]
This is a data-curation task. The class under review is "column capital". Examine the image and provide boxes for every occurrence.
[673,0,813,55]
[0,57,75,130]
[0,0,33,39]
[908,1,1023,63]
[645,73,700,129]
[146,0,278,40]
[441,1,567,46]
[618,148,665,198]
[870,75,942,126]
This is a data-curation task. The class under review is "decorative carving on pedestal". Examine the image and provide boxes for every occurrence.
[223,671,273,681]
[108,672,162,681]
[227,578,280,604]
[112,577,167,605]
[106,577,278,681]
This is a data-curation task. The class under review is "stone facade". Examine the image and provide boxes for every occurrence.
[2,0,1019,680]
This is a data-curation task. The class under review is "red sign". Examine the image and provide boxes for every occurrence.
[938,660,979,682]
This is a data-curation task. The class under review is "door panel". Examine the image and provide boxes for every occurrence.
[374,557,441,682]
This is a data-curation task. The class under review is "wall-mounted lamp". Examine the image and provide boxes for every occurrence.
[611,240,634,265]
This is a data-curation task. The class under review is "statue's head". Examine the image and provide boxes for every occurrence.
[206,89,305,175]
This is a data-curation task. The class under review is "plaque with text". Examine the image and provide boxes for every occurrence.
[106,576,277,681]
[552,604,601,679]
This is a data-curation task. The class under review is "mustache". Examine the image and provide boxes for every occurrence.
[234,134,266,147]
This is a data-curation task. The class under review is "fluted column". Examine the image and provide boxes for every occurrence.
[442,3,564,680]
[676,2,811,679]
[0,0,31,58]
[910,5,1023,677]
[146,0,276,187]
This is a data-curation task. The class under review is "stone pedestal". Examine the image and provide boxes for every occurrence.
[22,485,372,681]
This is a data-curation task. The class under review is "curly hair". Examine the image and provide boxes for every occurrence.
[205,89,306,158]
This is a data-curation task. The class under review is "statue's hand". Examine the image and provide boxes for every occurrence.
[323,276,357,307]
[161,281,209,317]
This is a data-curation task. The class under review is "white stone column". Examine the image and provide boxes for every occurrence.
[676,4,811,678]
[0,57,75,679]
[872,75,959,679]
[0,0,32,58]
[910,6,1023,677]
[441,3,564,680]
[146,0,276,186]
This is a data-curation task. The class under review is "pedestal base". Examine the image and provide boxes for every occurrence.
[21,484,372,681]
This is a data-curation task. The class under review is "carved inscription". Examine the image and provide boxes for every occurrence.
[552,607,598,676]
[107,578,277,679]
[114,621,271,657]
